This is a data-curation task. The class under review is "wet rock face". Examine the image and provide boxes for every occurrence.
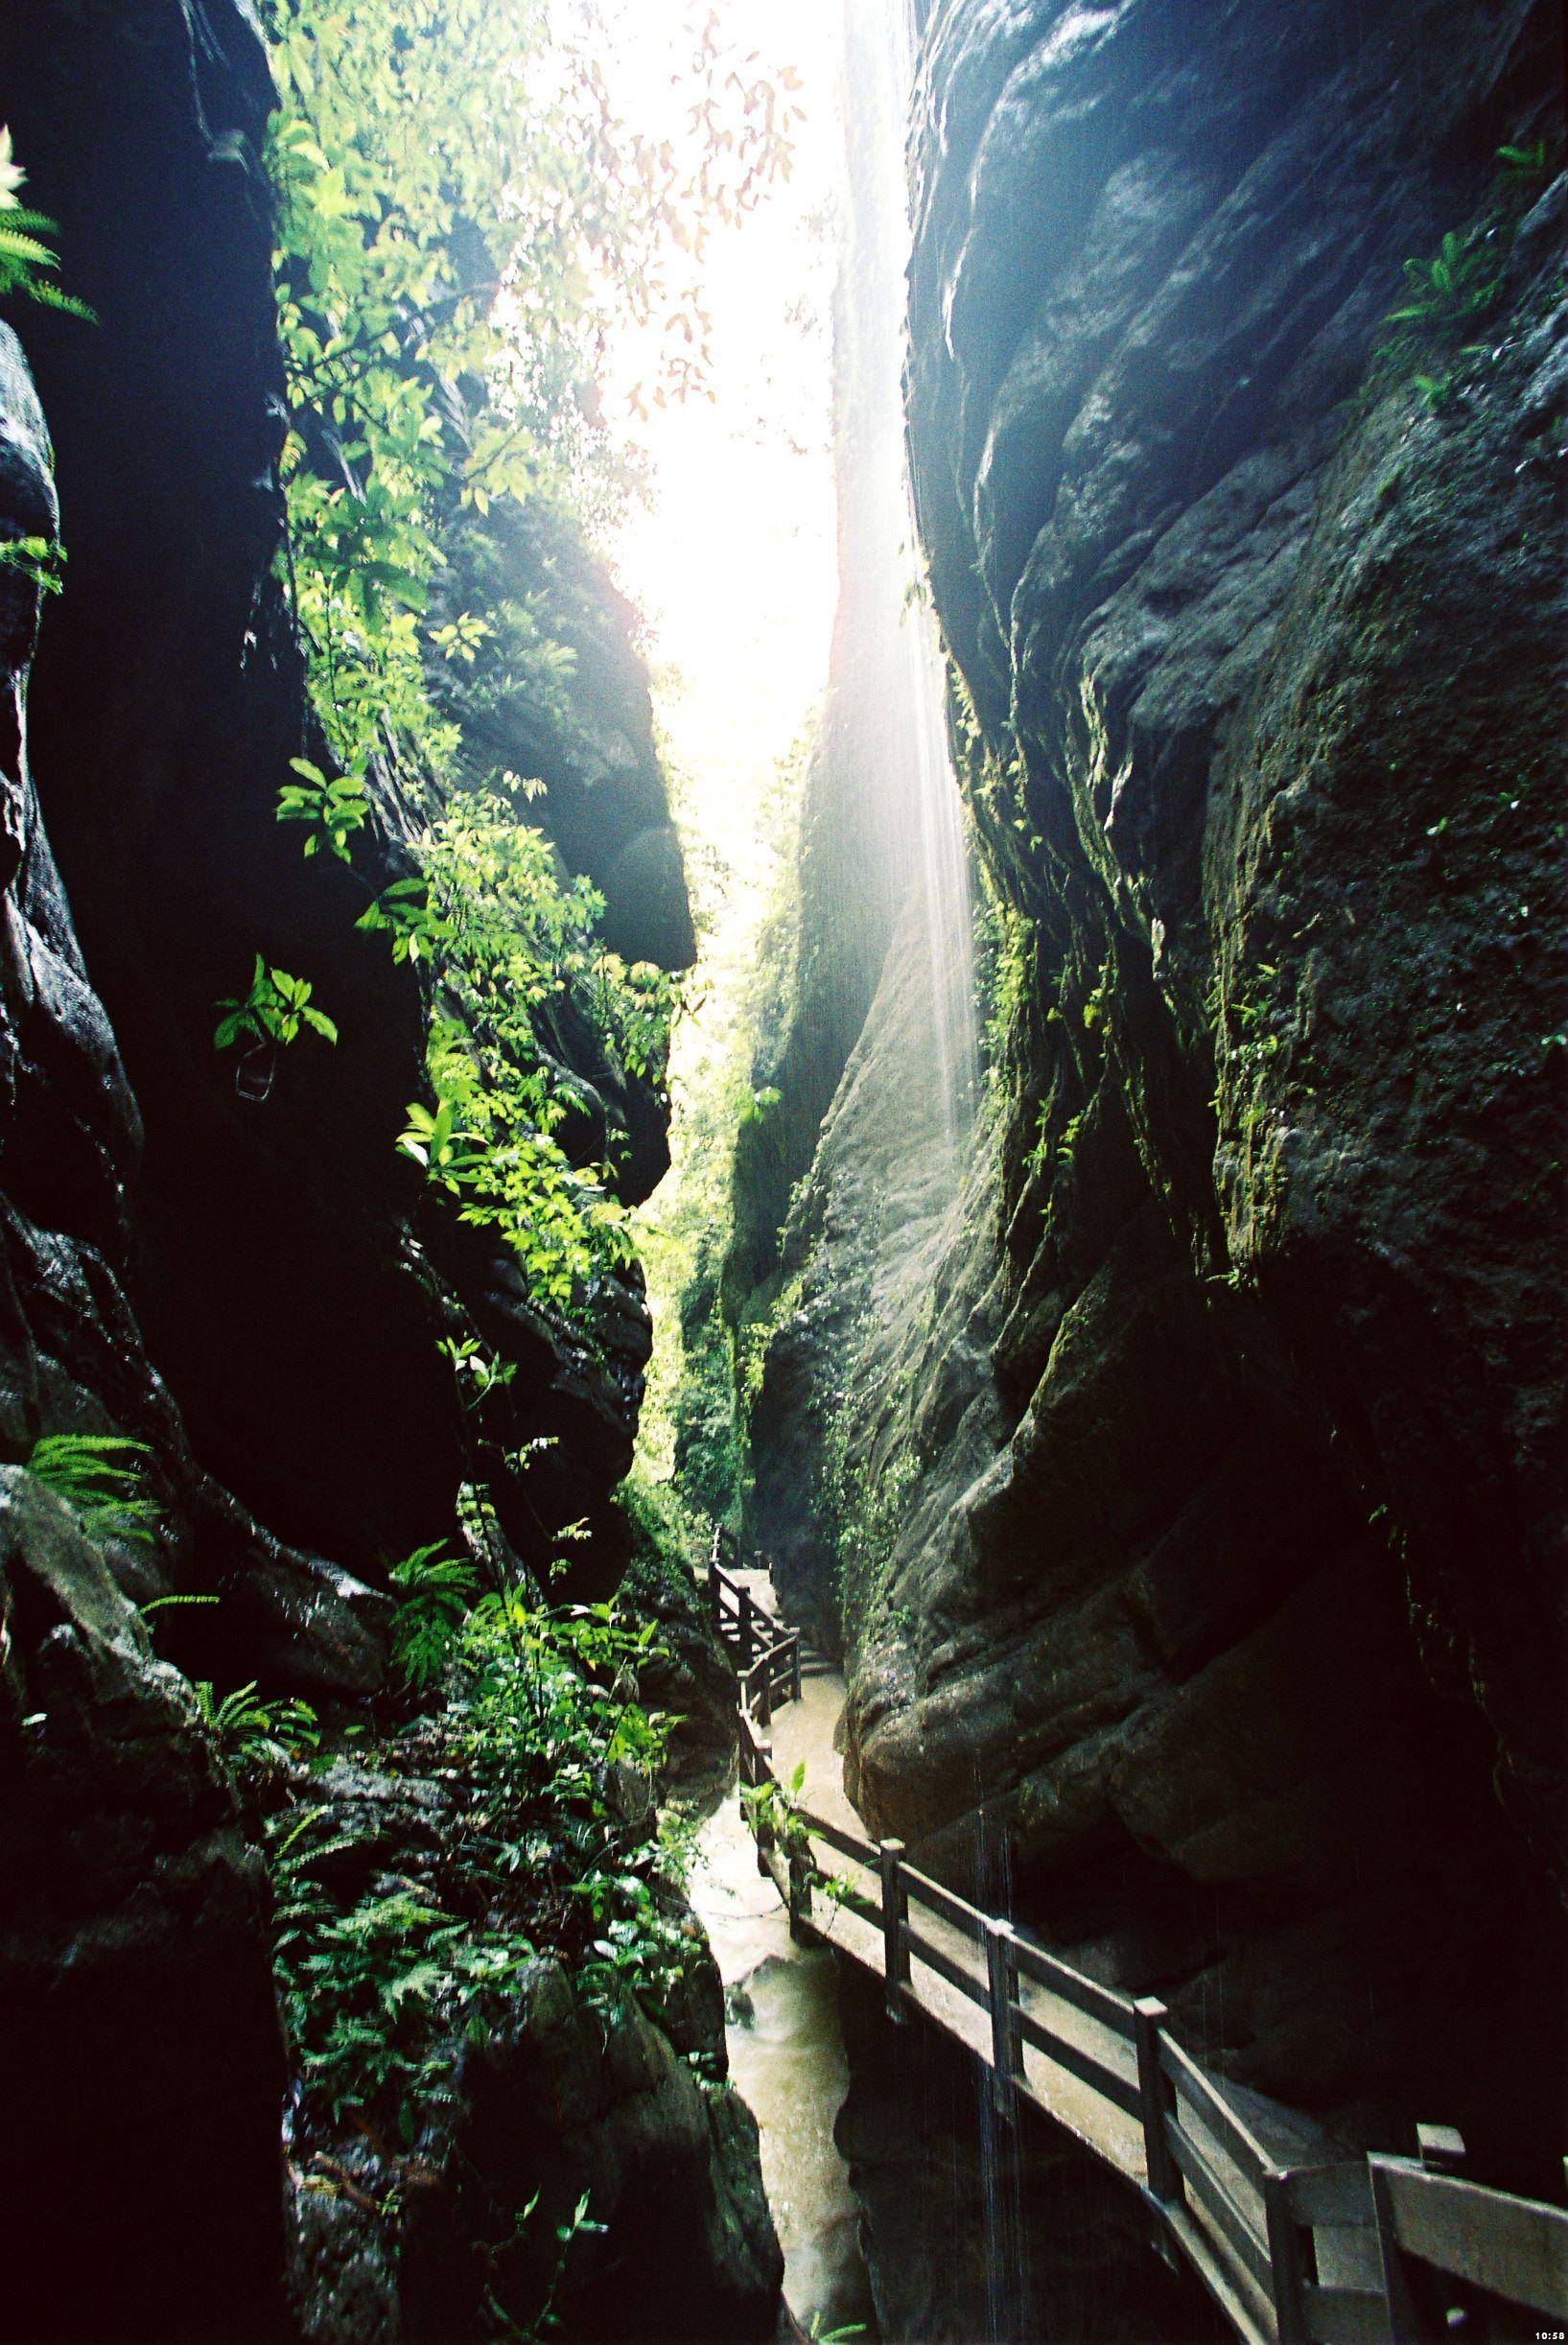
[399,1961,781,2345]
[0,0,457,1571]
[0,317,389,1701]
[723,1,931,1336]
[0,1470,288,2344]
[0,0,690,1583]
[436,498,698,983]
[746,894,1002,1664]
[0,8,707,2334]
[748,0,1566,2193]
[0,314,372,2340]
[904,0,1566,1865]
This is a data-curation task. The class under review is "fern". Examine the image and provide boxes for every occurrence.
[194,1678,320,1778]
[388,1542,480,1690]
[1384,227,1499,334]
[25,1432,160,1546]
[0,127,94,319]
[267,1583,682,2136]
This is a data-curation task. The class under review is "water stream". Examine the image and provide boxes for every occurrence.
[690,1792,878,2341]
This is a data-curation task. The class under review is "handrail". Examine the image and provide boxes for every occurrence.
[1159,2031,1277,2191]
[1012,1927,1136,2037]
[1369,2156,1568,2326]
[707,1555,1568,2345]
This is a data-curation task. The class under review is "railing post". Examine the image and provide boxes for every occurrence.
[708,1549,722,1634]
[791,1630,802,1704]
[1360,2122,1463,2345]
[757,1654,772,1727]
[1416,2123,1465,2176]
[738,1587,755,1669]
[1368,2156,1422,2344]
[1134,1999,1182,2206]
[1262,2170,1309,2345]
[878,1839,909,2023]
[984,1917,1022,2124]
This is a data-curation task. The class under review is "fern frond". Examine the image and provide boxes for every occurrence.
[0,229,58,270]
[24,279,96,322]
[25,1432,161,1546]
[0,205,62,235]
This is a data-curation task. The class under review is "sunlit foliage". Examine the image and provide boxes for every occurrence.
[263,0,802,773]
[269,1571,691,2132]
[254,0,797,1324]
[367,788,677,1304]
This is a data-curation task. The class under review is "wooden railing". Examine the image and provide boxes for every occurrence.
[708,1542,1568,2345]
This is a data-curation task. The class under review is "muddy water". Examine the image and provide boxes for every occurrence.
[690,1790,878,2341]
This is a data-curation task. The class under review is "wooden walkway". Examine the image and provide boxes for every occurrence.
[708,1546,1568,2345]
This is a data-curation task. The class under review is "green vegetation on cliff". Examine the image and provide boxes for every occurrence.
[247,0,673,1324]
[632,716,811,1534]
[0,122,91,317]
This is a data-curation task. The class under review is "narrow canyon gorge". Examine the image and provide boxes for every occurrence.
[0,4,1562,2343]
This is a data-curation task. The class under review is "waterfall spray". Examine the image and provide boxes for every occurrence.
[845,0,980,1153]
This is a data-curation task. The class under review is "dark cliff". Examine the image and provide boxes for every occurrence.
[0,8,770,2341]
[741,0,1566,2229]
[0,2,695,1595]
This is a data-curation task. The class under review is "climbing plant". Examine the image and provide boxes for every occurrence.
[366,789,680,1304]
[261,0,803,777]
[246,0,796,1325]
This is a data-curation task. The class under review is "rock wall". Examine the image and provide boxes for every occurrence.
[742,0,1567,2241]
[0,1467,289,2344]
[284,1744,779,2345]
[0,0,690,1594]
[745,894,996,1659]
[724,3,926,1332]
[0,299,297,2341]
[0,7,763,2339]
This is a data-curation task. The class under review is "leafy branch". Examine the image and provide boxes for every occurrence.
[215,956,339,1055]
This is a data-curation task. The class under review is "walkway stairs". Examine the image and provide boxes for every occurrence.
[706,1535,1568,2345]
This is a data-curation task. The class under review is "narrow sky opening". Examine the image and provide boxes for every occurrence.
[597,0,844,1475]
